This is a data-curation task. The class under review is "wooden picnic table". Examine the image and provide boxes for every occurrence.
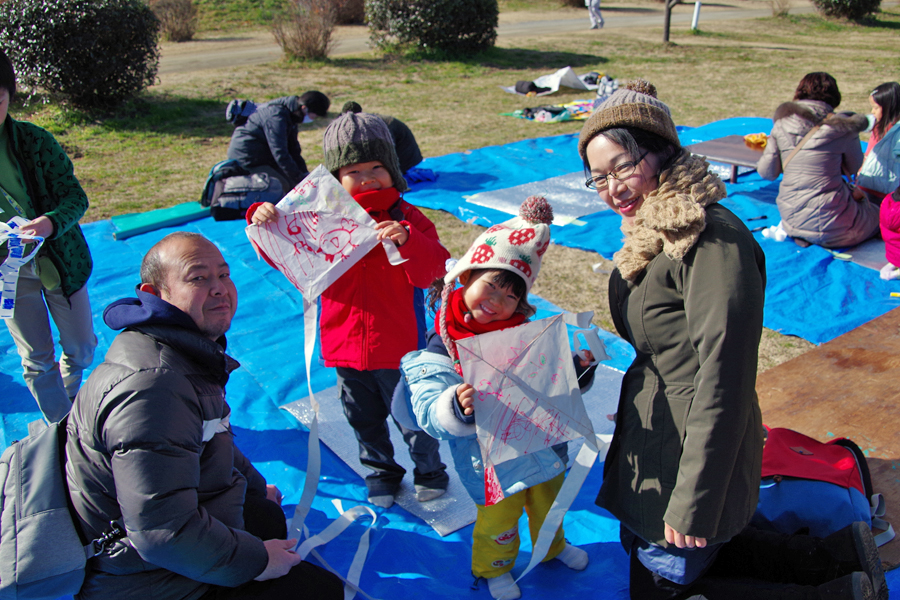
[685,134,765,183]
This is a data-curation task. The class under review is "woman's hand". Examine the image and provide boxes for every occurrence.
[664,522,707,549]
[456,383,475,416]
[375,221,409,247]
[19,216,54,239]
[251,203,280,225]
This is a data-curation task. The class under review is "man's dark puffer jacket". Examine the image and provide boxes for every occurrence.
[66,291,269,600]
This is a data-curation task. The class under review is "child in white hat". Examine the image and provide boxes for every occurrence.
[395,196,595,600]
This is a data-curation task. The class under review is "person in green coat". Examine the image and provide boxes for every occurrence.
[0,48,96,423]
[577,79,887,600]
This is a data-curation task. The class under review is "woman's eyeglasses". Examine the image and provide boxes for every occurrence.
[584,152,649,191]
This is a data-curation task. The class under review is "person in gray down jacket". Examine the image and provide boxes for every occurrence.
[65,232,342,600]
[757,72,879,248]
[227,91,330,193]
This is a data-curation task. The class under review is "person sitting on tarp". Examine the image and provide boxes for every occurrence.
[227,90,330,194]
[757,72,878,249]
[65,232,343,600]
[340,101,423,175]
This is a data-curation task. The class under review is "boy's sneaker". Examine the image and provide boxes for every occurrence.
[368,494,394,509]
[414,484,446,502]
[487,573,521,600]
[555,543,589,571]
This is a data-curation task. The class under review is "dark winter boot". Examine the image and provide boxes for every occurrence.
[820,523,887,600]
[816,572,875,600]
[684,572,874,600]
[708,523,885,593]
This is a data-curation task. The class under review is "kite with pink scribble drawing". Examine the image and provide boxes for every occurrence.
[457,314,595,505]
[245,165,384,301]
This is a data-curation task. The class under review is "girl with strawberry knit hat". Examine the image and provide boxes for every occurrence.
[393,196,596,600]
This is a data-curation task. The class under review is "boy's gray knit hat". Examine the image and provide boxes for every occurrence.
[578,79,681,163]
[323,111,408,193]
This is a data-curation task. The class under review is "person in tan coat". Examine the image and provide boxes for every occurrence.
[757,72,879,249]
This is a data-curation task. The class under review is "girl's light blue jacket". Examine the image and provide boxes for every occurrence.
[394,331,593,505]
[858,121,900,195]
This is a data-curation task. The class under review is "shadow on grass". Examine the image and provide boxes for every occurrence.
[329,47,606,72]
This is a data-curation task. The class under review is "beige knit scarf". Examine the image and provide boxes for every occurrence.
[614,151,727,281]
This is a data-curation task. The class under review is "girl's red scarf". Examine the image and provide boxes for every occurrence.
[436,288,527,373]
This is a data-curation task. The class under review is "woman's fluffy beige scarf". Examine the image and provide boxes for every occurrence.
[614,151,727,281]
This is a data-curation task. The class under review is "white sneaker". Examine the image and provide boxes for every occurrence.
[880,262,900,280]
[555,543,589,570]
[487,573,521,600]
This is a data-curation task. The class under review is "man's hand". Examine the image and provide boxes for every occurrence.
[457,383,475,416]
[19,215,54,239]
[251,203,280,225]
[577,350,595,368]
[664,522,707,549]
[375,221,409,247]
[254,539,302,581]
[266,484,283,505]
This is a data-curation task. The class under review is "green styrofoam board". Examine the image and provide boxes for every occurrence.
[111,202,211,240]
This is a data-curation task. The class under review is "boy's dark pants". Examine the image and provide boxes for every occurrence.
[336,366,448,497]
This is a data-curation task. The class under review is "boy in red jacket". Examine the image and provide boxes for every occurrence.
[249,111,449,508]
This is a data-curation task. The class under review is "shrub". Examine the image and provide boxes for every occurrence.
[151,0,198,42]
[336,0,365,24]
[366,0,499,55]
[272,0,338,60]
[811,0,879,19]
[0,0,159,108]
[559,0,584,6]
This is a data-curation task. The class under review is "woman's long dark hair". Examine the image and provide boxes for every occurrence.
[871,82,900,140]
[0,48,16,100]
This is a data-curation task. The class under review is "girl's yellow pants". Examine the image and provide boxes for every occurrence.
[471,472,566,578]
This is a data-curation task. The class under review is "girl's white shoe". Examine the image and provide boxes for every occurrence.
[487,573,521,600]
[555,543,589,570]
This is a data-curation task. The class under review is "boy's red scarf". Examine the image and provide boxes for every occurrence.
[436,288,527,373]
[354,188,400,216]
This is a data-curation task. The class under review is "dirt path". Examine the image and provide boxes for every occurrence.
[158,1,817,75]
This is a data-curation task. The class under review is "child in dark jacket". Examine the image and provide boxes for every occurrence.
[249,111,449,508]
[398,197,595,600]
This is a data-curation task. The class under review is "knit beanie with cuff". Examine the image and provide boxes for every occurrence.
[322,110,408,193]
[577,79,681,164]
[445,195,554,294]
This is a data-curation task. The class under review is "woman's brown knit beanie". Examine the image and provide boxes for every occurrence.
[578,79,681,163]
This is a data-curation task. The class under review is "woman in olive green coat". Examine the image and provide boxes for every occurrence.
[578,80,885,600]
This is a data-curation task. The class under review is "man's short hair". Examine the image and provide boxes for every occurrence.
[299,90,330,118]
[0,48,16,101]
[141,231,206,292]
